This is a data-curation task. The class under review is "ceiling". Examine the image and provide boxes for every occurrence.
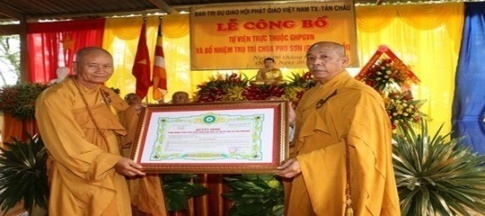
[8,0,453,23]
[0,0,329,22]
[0,0,460,22]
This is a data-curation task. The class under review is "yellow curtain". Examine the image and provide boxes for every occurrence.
[105,3,464,133]
[356,2,464,133]
[103,14,306,103]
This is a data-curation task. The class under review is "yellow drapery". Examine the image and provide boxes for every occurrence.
[104,2,463,133]
[356,2,464,133]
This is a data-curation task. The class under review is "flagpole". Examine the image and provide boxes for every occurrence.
[152,15,168,104]
[145,16,150,104]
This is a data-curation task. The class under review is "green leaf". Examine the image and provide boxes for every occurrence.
[223,174,283,216]
[161,174,210,211]
[393,120,485,215]
[0,133,48,213]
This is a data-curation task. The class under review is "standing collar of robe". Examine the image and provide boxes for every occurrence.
[302,71,352,110]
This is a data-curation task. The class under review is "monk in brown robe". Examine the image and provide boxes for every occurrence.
[275,42,401,215]
[36,47,145,216]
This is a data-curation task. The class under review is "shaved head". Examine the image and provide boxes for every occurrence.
[305,41,348,83]
[307,41,346,58]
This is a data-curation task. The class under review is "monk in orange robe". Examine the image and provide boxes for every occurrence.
[251,57,285,85]
[276,42,401,215]
[36,47,145,216]
[119,93,168,216]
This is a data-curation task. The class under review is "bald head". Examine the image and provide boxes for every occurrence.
[75,47,112,63]
[307,41,346,57]
[305,41,348,83]
[172,91,190,104]
[124,93,141,106]
[73,47,114,88]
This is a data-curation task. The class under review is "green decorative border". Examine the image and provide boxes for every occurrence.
[150,113,264,161]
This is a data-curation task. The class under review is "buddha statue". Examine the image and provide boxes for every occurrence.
[250,57,285,86]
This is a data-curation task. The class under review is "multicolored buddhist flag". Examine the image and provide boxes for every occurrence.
[152,22,167,101]
[132,20,151,99]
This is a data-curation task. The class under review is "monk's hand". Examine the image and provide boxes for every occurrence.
[115,157,146,177]
[275,158,301,178]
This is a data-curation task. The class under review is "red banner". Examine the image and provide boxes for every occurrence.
[132,21,151,99]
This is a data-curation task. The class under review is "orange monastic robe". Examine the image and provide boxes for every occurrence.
[287,72,400,215]
[119,105,168,216]
[35,77,131,216]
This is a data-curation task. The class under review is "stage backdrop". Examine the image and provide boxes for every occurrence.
[23,3,463,136]
[190,1,358,70]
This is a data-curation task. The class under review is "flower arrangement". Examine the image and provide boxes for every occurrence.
[360,58,419,92]
[194,73,249,102]
[358,57,425,129]
[0,83,48,120]
[194,72,316,105]
[383,90,425,129]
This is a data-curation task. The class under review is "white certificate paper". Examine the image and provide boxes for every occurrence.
[140,108,275,164]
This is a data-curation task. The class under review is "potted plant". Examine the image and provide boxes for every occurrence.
[223,174,284,216]
[0,83,48,120]
[0,133,48,215]
[162,174,210,215]
[0,83,48,142]
[393,121,485,215]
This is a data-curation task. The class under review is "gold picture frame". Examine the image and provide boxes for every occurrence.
[130,100,289,173]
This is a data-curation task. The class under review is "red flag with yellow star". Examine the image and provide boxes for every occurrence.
[152,22,167,101]
[132,21,151,99]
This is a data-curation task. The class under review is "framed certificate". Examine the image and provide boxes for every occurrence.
[130,100,289,173]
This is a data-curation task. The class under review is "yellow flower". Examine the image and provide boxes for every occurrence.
[267,179,281,188]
